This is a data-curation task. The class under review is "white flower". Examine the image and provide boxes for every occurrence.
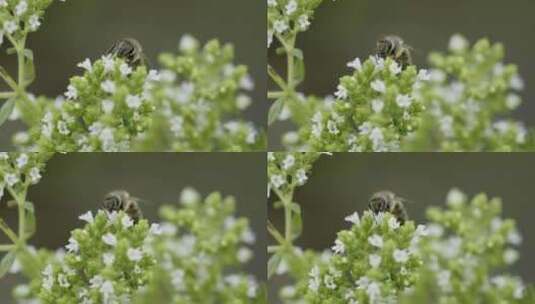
[270,174,286,189]
[389,61,401,75]
[240,228,255,245]
[295,169,308,185]
[89,275,104,289]
[396,94,412,108]
[179,34,197,52]
[388,217,400,230]
[369,254,381,268]
[327,120,339,135]
[334,84,348,99]
[120,63,132,76]
[58,274,70,288]
[273,20,288,34]
[503,249,519,264]
[15,1,28,16]
[298,15,310,31]
[308,266,320,292]
[347,58,362,70]
[29,167,41,184]
[4,173,18,186]
[16,154,28,168]
[65,237,79,253]
[285,0,297,15]
[78,211,94,223]
[267,0,277,7]
[356,276,370,289]
[28,15,41,31]
[366,282,381,301]
[393,249,409,263]
[437,270,452,292]
[369,127,385,151]
[344,212,360,225]
[417,69,431,81]
[3,21,18,35]
[149,223,162,235]
[65,85,78,100]
[368,234,383,248]
[171,269,185,290]
[100,281,114,299]
[102,55,115,72]
[282,155,295,170]
[371,79,386,93]
[101,80,116,94]
[57,121,70,135]
[449,34,468,52]
[102,233,117,246]
[446,188,465,207]
[240,75,255,91]
[0,0,6,7]
[102,252,115,266]
[180,187,200,205]
[324,275,336,289]
[371,99,384,113]
[125,94,142,109]
[332,239,345,254]
[121,215,133,228]
[101,99,114,114]
[236,94,251,110]
[127,248,143,262]
[77,58,92,72]
[507,230,522,245]
[267,30,273,48]
[510,75,524,91]
[237,247,253,262]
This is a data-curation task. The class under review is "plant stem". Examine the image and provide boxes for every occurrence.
[0,244,15,251]
[0,92,15,99]
[0,219,18,243]
[6,186,27,243]
[17,37,26,92]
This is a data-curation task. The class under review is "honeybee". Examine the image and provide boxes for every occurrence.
[106,38,148,68]
[102,190,143,223]
[368,190,409,224]
[376,35,413,69]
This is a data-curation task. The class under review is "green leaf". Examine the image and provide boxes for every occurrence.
[291,211,302,240]
[289,202,301,215]
[24,202,36,239]
[292,48,304,60]
[0,250,16,278]
[268,99,284,126]
[24,54,35,86]
[293,56,305,86]
[0,98,15,127]
[6,48,16,55]
[23,49,34,61]
[267,252,282,279]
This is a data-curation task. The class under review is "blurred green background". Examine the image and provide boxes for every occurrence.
[269,153,535,301]
[0,0,267,148]
[0,152,266,302]
[269,0,535,148]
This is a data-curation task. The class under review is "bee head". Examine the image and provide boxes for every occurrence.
[368,191,395,213]
[103,190,129,211]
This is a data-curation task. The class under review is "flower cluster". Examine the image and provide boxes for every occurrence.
[11,188,264,304]
[304,57,428,151]
[135,188,264,303]
[402,189,530,302]
[267,152,321,196]
[135,35,265,151]
[404,35,534,151]
[267,0,330,48]
[32,210,155,303]
[0,152,48,199]
[0,0,57,42]
[22,56,156,152]
[301,211,427,303]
